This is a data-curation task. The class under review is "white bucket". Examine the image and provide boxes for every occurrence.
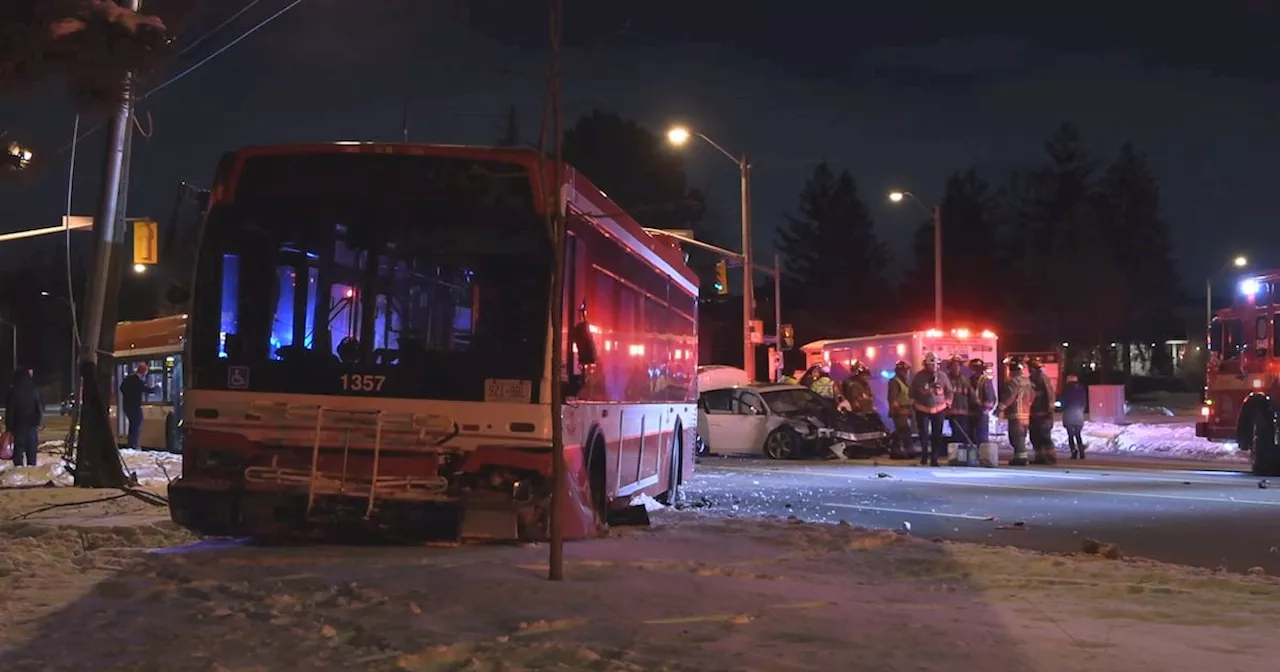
[978,442,999,468]
[947,442,963,464]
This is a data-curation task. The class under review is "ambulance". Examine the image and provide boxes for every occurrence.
[801,328,999,428]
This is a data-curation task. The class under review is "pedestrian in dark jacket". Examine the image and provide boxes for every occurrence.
[119,362,156,449]
[5,368,43,467]
[1060,375,1087,459]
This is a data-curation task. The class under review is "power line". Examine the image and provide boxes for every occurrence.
[52,0,305,156]
[143,0,303,101]
[177,0,267,57]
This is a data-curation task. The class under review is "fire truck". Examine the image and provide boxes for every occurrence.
[801,328,999,428]
[1197,269,1280,476]
[166,143,699,541]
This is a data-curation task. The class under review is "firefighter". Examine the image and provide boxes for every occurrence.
[968,358,997,445]
[997,358,1034,466]
[778,369,798,385]
[809,366,837,400]
[842,361,876,414]
[910,352,953,466]
[799,365,822,389]
[946,355,977,445]
[887,360,914,460]
[1027,358,1057,464]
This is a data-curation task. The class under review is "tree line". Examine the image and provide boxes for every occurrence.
[516,108,1182,373]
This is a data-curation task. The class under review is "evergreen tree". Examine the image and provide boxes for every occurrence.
[1094,142,1181,350]
[562,109,704,231]
[899,169,1002,327]
[775,162,889,334]
[496,104,521,147]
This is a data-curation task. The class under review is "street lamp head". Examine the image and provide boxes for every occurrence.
[666,126,691,147]
[40,291,50,297]
[5,142,33,170]
[133,263,148,274]
[1233,255,1248,268]
[888,191,906,203]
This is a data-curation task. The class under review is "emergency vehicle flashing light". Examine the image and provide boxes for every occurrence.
[1240,278,1261,296]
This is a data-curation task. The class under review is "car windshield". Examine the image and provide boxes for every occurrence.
[761,388,830,415]
[188,151,552,402]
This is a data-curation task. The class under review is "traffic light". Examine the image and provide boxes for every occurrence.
[780,324,795,351]
[714,260,728,295]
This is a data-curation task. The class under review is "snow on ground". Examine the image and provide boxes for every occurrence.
[0,440,181,488]
[2,491,1278,671]
[986,419,1247,463]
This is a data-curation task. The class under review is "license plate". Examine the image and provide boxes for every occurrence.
[485,379,532,403]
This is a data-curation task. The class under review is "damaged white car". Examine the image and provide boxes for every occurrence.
[696,384,890,459]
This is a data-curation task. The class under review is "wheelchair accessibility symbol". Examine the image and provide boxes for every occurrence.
[228,366,250,390]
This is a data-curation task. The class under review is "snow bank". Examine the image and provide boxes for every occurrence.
[2,510,1278,671]
[988,418,1247,462]
[0,441,181,487]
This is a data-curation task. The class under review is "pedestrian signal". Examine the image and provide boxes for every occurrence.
[714,260,728,295]
[780,324,795,351]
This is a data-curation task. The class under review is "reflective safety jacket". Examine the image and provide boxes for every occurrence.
[842,376,875,413]
[810,375,836,399]
[947,372,976,417]
[888,375,912,417]
[910,369,954,415]
[972,373,998,414]
[999,374,1034,422]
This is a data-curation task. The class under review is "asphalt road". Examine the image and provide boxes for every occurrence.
[684,455,1280,574]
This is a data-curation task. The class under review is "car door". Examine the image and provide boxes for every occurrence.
[734,390,771,453]
[698,389,737,454]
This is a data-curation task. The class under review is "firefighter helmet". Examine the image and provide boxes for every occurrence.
[894,360,911,372]
[1006,357,1024,374]
[923,352,939,365]
[968,358,987,370]
[850,360,870,376]
[1027,357,1043,370]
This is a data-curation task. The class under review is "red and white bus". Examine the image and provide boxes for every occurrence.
[167,143,699,541]
[1197,269,1280,476]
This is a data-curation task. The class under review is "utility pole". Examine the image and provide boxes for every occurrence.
[546,0,567,582]
[932,205,943,328]
[773,253,781,351]
[73,0,141,489]
[740,155,754,381]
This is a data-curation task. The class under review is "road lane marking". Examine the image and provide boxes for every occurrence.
[715,466,1280,507]
[821,502,992,521]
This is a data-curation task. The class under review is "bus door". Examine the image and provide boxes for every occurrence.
[112,355,183,451]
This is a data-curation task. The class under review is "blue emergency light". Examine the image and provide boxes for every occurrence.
[1240,278,1261,296]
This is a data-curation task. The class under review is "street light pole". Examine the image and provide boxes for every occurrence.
[932,205,942,328]
[665,126,756,380]
[889,190,943,327]
[739,155,755,380]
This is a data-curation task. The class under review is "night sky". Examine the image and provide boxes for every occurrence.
[2,0,1279,297]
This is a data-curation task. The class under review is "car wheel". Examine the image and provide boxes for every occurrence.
[763,426,800,460]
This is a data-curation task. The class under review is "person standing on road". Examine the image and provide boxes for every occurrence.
[119,362,156,450]
[1061,374,1087,459]
[1027,358,1057,465]
[842,361,875,414]
[887,360,914,460]
[4,367,44,467]
[946,355,976,444]
[997,358,1034,466]
[969,358,997,445]
[910,353,953,467]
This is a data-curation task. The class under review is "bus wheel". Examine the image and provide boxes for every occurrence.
[659,425,684,506]
[1245,408,1280,477]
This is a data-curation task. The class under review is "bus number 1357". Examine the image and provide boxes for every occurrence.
[341,373,386,392]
